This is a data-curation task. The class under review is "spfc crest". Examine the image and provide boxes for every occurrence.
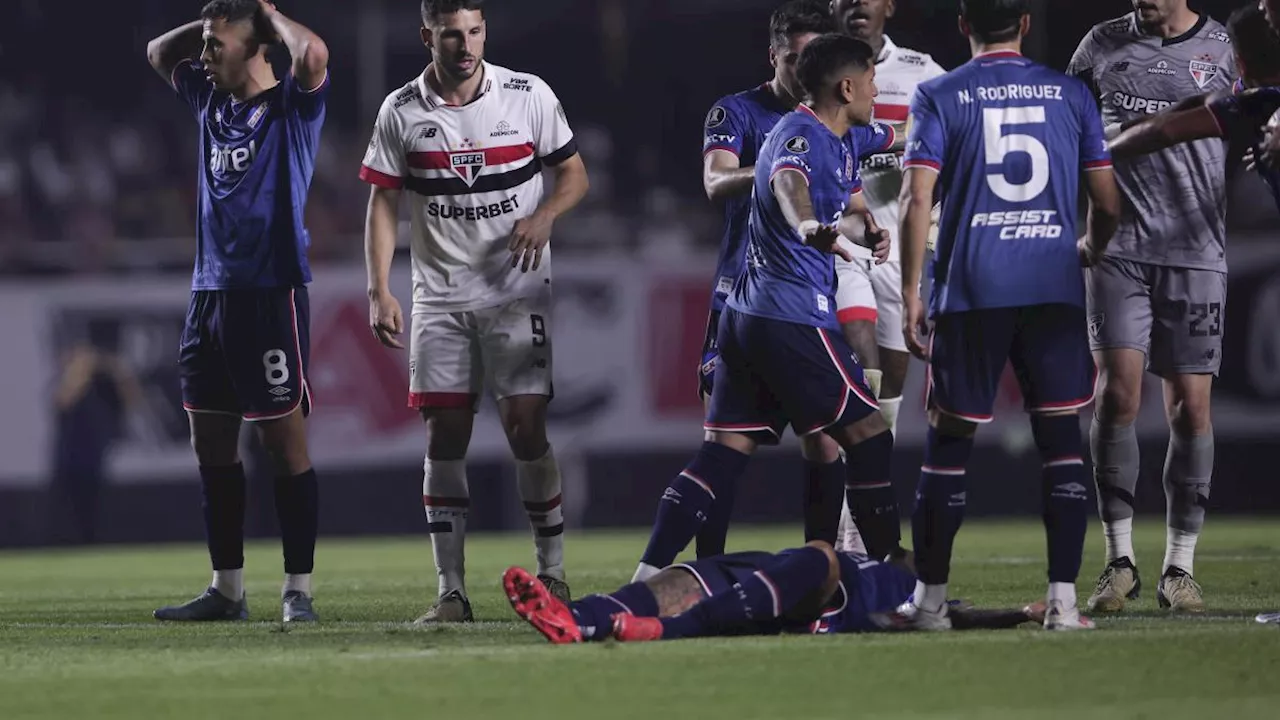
[1088,313,1105,340]
[449,150,486,185]
[1189,56,1218,90]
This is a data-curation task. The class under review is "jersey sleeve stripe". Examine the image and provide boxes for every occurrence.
[541,138,580,167]
[703,145,740,157]
[298,69,330,94]
[769,165,810,186]
[880,124,897,152]
[903,159,941,172]
[170,58,194,88]
[872,104,909,123]
[359,165,405,189]
[408,143,536,170]
[1083,159,1113,171]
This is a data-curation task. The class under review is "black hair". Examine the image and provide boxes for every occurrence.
[1229,3,1280,80]
[796,33,875,101]
[960,0,1029,44]
[200,0,272,44]
[769,0,836,47]
[421,0,486,26]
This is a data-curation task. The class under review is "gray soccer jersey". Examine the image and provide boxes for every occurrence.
[1068,13,1237,272]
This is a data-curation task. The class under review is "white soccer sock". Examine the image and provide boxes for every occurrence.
[516,446,565,581]
[283,573,311,597]
[424,458,469,598]
[1102,517,1134,564]
[879,396,903,437]
[914,581,948,614]
[1164,528,1198,576]
[631,563,662,583]
[212,568,244,601]
[1048,581,1077,609]
[835,501,867,554]
[863,368,883,400]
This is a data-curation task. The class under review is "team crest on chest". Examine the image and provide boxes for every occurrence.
[449,146,487,186]
[1189,55,1219,89]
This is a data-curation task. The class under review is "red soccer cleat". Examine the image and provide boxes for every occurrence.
[503,566,582,644]
[609,612,665,642]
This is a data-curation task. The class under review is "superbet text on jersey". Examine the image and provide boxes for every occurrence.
[360,63,578,312]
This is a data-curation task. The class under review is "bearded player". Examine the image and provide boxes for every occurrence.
[146,0,329,623]
[361,0,589,623]
[1068,0,1236,614]
[828,0,947,555]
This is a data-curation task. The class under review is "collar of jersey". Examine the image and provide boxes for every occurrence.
[973,49,1023,60]
[417,62,494,109]
[876,35,897,65]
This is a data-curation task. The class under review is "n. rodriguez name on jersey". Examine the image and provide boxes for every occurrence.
[360,62,577,313]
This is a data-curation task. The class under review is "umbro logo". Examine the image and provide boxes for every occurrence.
[490,120,520,137]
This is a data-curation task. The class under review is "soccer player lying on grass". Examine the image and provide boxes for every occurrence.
[503,542,1047,644]
[1108,4,1280,211]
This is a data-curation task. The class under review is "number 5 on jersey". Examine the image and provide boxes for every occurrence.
[983,106,1049,203]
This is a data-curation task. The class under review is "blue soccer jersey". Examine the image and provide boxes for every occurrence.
[903,51,1111,316]
[704,88,893,311]
[728,106,865,329]
[173,60,329,290]
[1208,81,1280,212]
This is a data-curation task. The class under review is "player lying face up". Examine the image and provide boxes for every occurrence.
[1108,4,1280,207]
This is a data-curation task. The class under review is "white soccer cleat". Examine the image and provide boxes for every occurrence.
[1043,599,1096,631]
[1086,557,1141,613]
[890,600,952,631]
[1157,567,1205,613]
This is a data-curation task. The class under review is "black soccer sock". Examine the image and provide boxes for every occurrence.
[911,427,974,585]
[660,546,831,639]
[570,583,661,640]
[804,458,846,546]
[1034,415,1089,584]
[273,468,319,576]
[844,430,900,559]
[640,442,750,569]
[200,464,247,572]
[694,471,737,559]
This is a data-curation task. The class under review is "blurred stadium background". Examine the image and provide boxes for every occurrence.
[0,0,1276,548]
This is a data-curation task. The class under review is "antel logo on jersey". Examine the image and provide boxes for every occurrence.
[449,151,486,185]
[1190,56,1219,89]
[1111,91,1173,115]
[210,139,258,174]
[491,120,520,137]
[1147,60,1177,76]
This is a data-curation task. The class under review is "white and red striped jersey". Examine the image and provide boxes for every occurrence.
[360,62,578,312]
[856,36,946,261]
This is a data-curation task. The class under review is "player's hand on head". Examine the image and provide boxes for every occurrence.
[509,211,553,272]
[902,294,930,362]
[369,291,405,349]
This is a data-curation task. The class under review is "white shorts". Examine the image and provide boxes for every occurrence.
[408,287,553,410]
[834,257,907,353]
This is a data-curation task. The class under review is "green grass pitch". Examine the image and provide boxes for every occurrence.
[2,519,1279,719]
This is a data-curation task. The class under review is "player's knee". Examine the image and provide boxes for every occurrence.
[830,410,890,449]
[1031,411,1084,460]
[497,395,550,461]
[928,409,978,438]
[424,409,474,461]
[840,320,881,368]
[1164,380,1213,436]
[799,432,841,464]
[1094,353,1143,424]
[254,412,312,475]
[190,429,239,466]
[878,349,911,398]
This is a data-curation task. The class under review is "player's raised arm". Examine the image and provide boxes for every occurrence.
[257,0,329,91]
[146,20,204,88]
[702,102,755,202]
[1108,106,1223,159]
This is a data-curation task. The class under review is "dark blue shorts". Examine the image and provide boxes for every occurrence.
[927,304,1096,423]
[697,306,722,401]
[704,308,879,443]
[673,550,779,597]
[179,287,312,421]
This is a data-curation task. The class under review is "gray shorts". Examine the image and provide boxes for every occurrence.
[1085,257,1226,376]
